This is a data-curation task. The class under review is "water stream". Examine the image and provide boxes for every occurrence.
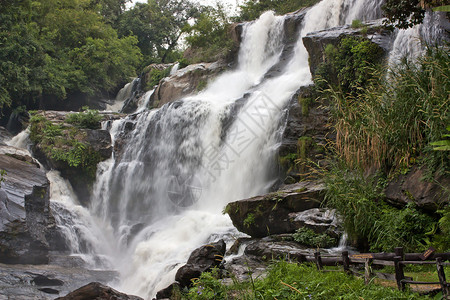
[6,0,445,299]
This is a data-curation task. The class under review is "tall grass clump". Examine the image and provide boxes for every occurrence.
[322,45,449,252]
[328,46,449,176]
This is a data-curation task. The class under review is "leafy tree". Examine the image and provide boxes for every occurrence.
[237,0,320,21]
[184,4,235,63]
[382,0,447,29]
[117,0,198,64]
[0,0,141,115]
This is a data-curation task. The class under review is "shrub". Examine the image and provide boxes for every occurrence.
[293,227,337,248]
[65,107,102,129]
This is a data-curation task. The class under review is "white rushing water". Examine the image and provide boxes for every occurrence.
[85,0,388,298]
[8,0,440,299]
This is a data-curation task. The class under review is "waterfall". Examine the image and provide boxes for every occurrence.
[85,0,389,298]
[388,11,447,65]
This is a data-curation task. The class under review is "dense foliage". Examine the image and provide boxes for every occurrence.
[0,0,142,114]
[382,0,447,29]
[184,262,427,299]
[237,0,320,21]
[322,46,449,252]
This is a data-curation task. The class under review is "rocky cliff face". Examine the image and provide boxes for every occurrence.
[302,20,393,76]
[0,145,61,264]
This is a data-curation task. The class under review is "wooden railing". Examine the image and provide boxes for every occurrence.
[292,247,450,298]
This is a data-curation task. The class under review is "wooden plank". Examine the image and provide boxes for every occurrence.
[350,258,367,264]
[350,253,374,259]
[400,260,437,265]
[401,280,441,285]
[373,259,395,266]
[419,247,436,261]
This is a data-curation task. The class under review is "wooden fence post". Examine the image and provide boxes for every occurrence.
[342,251,350,274]
[395,247,404,260]
[314,251,323,270]
[394,256,405,291]
[436,257,449,298]
[364,258,373,285]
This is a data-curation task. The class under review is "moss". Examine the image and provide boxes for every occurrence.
[298,96,311,116]
[297,136,314,160]
[196,79,207,91]
[29,112,103,180]
[243,213,255,228]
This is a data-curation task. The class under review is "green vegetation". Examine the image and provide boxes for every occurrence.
[185,262,426,299]
[0,170,6,188]
[431,126,450,151]
[314,37,385,96]
[0,0,142,113]
[293,227,337,248]
[382,0,447,29]
[29,113,103,178]
[320,46,449,252]
[145,67,172,90]
[237,0,321,21]
[66,107,102,130]
[184,4,235,63]
[243,213,256,228]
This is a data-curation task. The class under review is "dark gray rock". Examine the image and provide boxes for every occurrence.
[174,239,226,288]
[0,147,57,264]
[225,182,324,238]
[0,126,12,145]
[56,282,143,300]
[289,208,340,235]
[155,282,181,300]
[385,167,450,211]
[302,20,393,76]
[244,238,312,261]
[279,86,331,182]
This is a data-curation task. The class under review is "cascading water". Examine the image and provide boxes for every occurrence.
[388,11,447,65]
[84,0,388,298]
[10,0,441,298]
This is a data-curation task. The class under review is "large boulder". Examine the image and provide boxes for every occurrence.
[174,239,226,288]
[302,20,393,76]
[56,282,143,300]
[149,61,227,109]
[0,145,57,264]
[225,182,324,238]
[385,167,450,211]
[29,111,119,205]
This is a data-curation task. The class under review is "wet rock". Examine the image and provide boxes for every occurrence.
[224,255,268,282]
[244,237,312,261]
[289,208,340,235]
[174,239,226,288]
[30,111,119,205]
[279,86,331,182]
[225,182,324,238]
[0,147,57,264]
[56,282,143,300]
[385,167,450,211]
[0,126,12,145]
[149,61,227,109]
[302,19,393,76]
[155,282,181,300]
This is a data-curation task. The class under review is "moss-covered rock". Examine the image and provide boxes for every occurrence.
[29,111,118,205]
[225,182,324,238]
